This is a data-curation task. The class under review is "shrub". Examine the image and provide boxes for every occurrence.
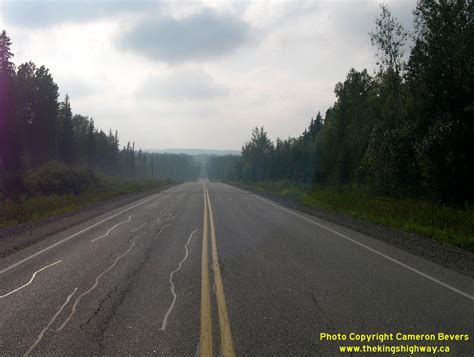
[0,172,26,197]
[23,161,101,196]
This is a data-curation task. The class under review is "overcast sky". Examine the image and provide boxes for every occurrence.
[0,0,414,151]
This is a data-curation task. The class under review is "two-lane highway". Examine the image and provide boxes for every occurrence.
[1,180,473,356]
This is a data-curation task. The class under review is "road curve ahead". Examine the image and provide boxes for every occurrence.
[0,180,473,356]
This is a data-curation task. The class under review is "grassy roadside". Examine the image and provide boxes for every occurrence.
[232,181,474,251]
[0,163,172,228]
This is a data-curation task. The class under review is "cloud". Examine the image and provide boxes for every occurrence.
[331,1,415,41]
[1,1,417,150]
[58,76,97,99]
[0,0,151,28]
[243,1,320,30]
[120,9,252,63]
[136,69,229,101]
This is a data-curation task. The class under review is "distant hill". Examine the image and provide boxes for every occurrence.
[145,149,240,156]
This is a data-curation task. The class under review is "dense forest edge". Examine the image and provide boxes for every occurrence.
[206,2,473,250]
[0,30,200,227]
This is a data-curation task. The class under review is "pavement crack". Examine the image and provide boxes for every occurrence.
[24,287,78,357]
[80,284,120,333]
[84,231,166,353]
[160,228,197,331]
[91,216,133,242]
[56,243,136,332]
[0,260,62,299]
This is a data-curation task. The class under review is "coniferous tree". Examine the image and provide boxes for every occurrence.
[32,65,59,164]
[0,30,19,173]
[71,114,90,167]
[58,94,74,164]
[241,127,273,181]
[15,62,37,167]
[87,119,96,168]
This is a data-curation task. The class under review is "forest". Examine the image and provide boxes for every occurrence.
[0,34,199,195]
[208,1,473,206]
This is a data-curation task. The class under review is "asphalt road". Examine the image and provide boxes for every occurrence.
[1,179,473,356]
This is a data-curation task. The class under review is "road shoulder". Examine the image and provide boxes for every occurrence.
[227,182,474,279]
[0,184,177,259]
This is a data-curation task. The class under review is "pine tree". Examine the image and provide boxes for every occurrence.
[0,30,14,74]
[0,30,19,173]
[58,94,74,164]
[33,65,59,164]
[87,119,96,168]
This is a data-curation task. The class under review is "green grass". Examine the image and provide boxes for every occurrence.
[0,165,172,228]
[233,181,474,251]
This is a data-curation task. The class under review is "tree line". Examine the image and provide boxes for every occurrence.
[208,2,473,205]
[0,31,198,192]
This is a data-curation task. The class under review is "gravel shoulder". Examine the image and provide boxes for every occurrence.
[230,183,474,279]
[0,183,177,259]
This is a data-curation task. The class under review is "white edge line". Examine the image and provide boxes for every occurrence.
[0,260,62,299]
[0,193,163,275]
[24,287,78,357]
[251,193,474,301]
[160,228,197,331]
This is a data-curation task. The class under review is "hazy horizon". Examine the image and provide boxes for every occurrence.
[145,148,241,156]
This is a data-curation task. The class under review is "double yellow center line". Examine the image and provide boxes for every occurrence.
[200,184,235,357]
